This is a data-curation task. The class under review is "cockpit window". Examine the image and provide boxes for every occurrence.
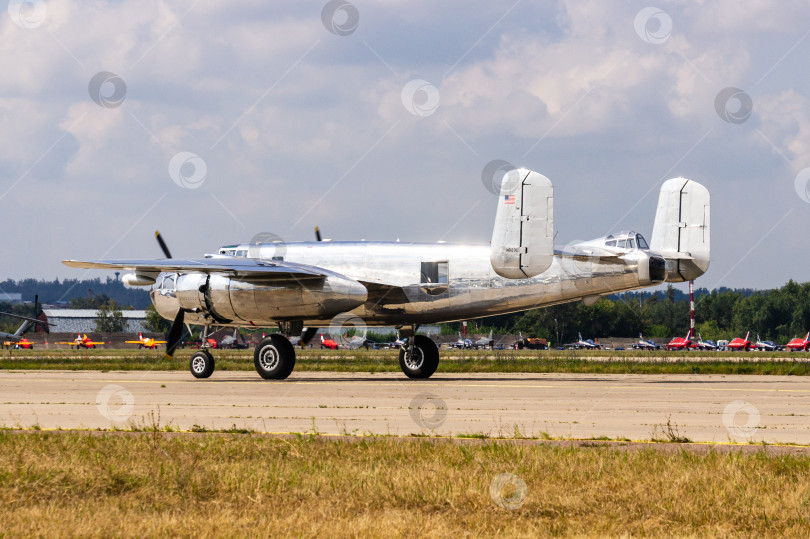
[236,250,247,258]
[617,239,627,249]
[636,235,649,249]
[605,240,616,247]
[628,238,635,249]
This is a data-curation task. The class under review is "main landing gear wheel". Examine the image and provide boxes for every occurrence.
[190,350,215,379]
[399,335,439,379]
[254,334,296,380]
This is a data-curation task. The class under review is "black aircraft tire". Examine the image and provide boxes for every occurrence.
[254,335,296,380]
[189,350,215,379]
[399,335,439,379]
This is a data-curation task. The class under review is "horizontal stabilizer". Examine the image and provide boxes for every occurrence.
[490,168,554,279]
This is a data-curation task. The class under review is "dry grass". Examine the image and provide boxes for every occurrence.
[1,432,810,537]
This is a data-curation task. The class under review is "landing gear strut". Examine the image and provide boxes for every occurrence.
[189,324,215,379]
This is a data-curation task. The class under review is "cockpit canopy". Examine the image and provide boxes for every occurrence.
[603,231,649,251]
[217,245,248,257]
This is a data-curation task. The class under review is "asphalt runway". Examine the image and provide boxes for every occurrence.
[1,370,810,444]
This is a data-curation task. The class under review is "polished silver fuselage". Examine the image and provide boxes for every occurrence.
[152,241,666,328]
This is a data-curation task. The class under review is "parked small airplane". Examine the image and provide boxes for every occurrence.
[666,329,694,351]
[125,332,167,349]
[727,331,752,351]
[3,337,35,349]
[58,333,105,349]
[633,333,659,350]
[694,333,717,350]
[451,332,473,349]
[320,333,339,350]
[754,334,781,351]
[785,332,810,352]
[567,332,600,349]
[0,296,52,349]
[473,330,494,349]
[64,171,710,380]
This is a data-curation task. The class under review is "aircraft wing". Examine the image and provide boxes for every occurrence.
[62,258,328,281]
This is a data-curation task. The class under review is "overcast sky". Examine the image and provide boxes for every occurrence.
[1,0,808,291]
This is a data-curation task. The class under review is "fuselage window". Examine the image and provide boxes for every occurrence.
[236,250,247,258]
[420,261,449,284]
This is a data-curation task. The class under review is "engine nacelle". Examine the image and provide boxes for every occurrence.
[122,273,157,286]
[152,271,368,325]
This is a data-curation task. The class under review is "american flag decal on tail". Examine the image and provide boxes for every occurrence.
[503,194,515,204]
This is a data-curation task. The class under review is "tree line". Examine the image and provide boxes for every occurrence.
[446,280,810,346]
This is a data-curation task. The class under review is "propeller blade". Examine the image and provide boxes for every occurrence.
[155,230,173,259]
[314,227,322,242]
[164,309,185,359]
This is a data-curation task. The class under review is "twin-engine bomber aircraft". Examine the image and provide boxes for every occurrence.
[64,169,710,380]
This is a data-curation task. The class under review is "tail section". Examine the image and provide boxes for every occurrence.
[490,168,554,279]
[650,178,710,281]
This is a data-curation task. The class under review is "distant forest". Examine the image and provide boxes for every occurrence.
[446,281,810,345]
[0,278,806,345]
[0,278,150,309]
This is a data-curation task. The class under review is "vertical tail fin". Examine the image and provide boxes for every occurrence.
[490,168,554,279]
[650,178,710,281]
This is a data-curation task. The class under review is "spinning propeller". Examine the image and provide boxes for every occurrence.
[155,230,185,360]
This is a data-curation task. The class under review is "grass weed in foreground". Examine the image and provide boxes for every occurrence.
[2,432,810,536]
[2,348,810,376]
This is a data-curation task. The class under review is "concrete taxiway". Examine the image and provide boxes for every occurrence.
[1,370,809,443]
